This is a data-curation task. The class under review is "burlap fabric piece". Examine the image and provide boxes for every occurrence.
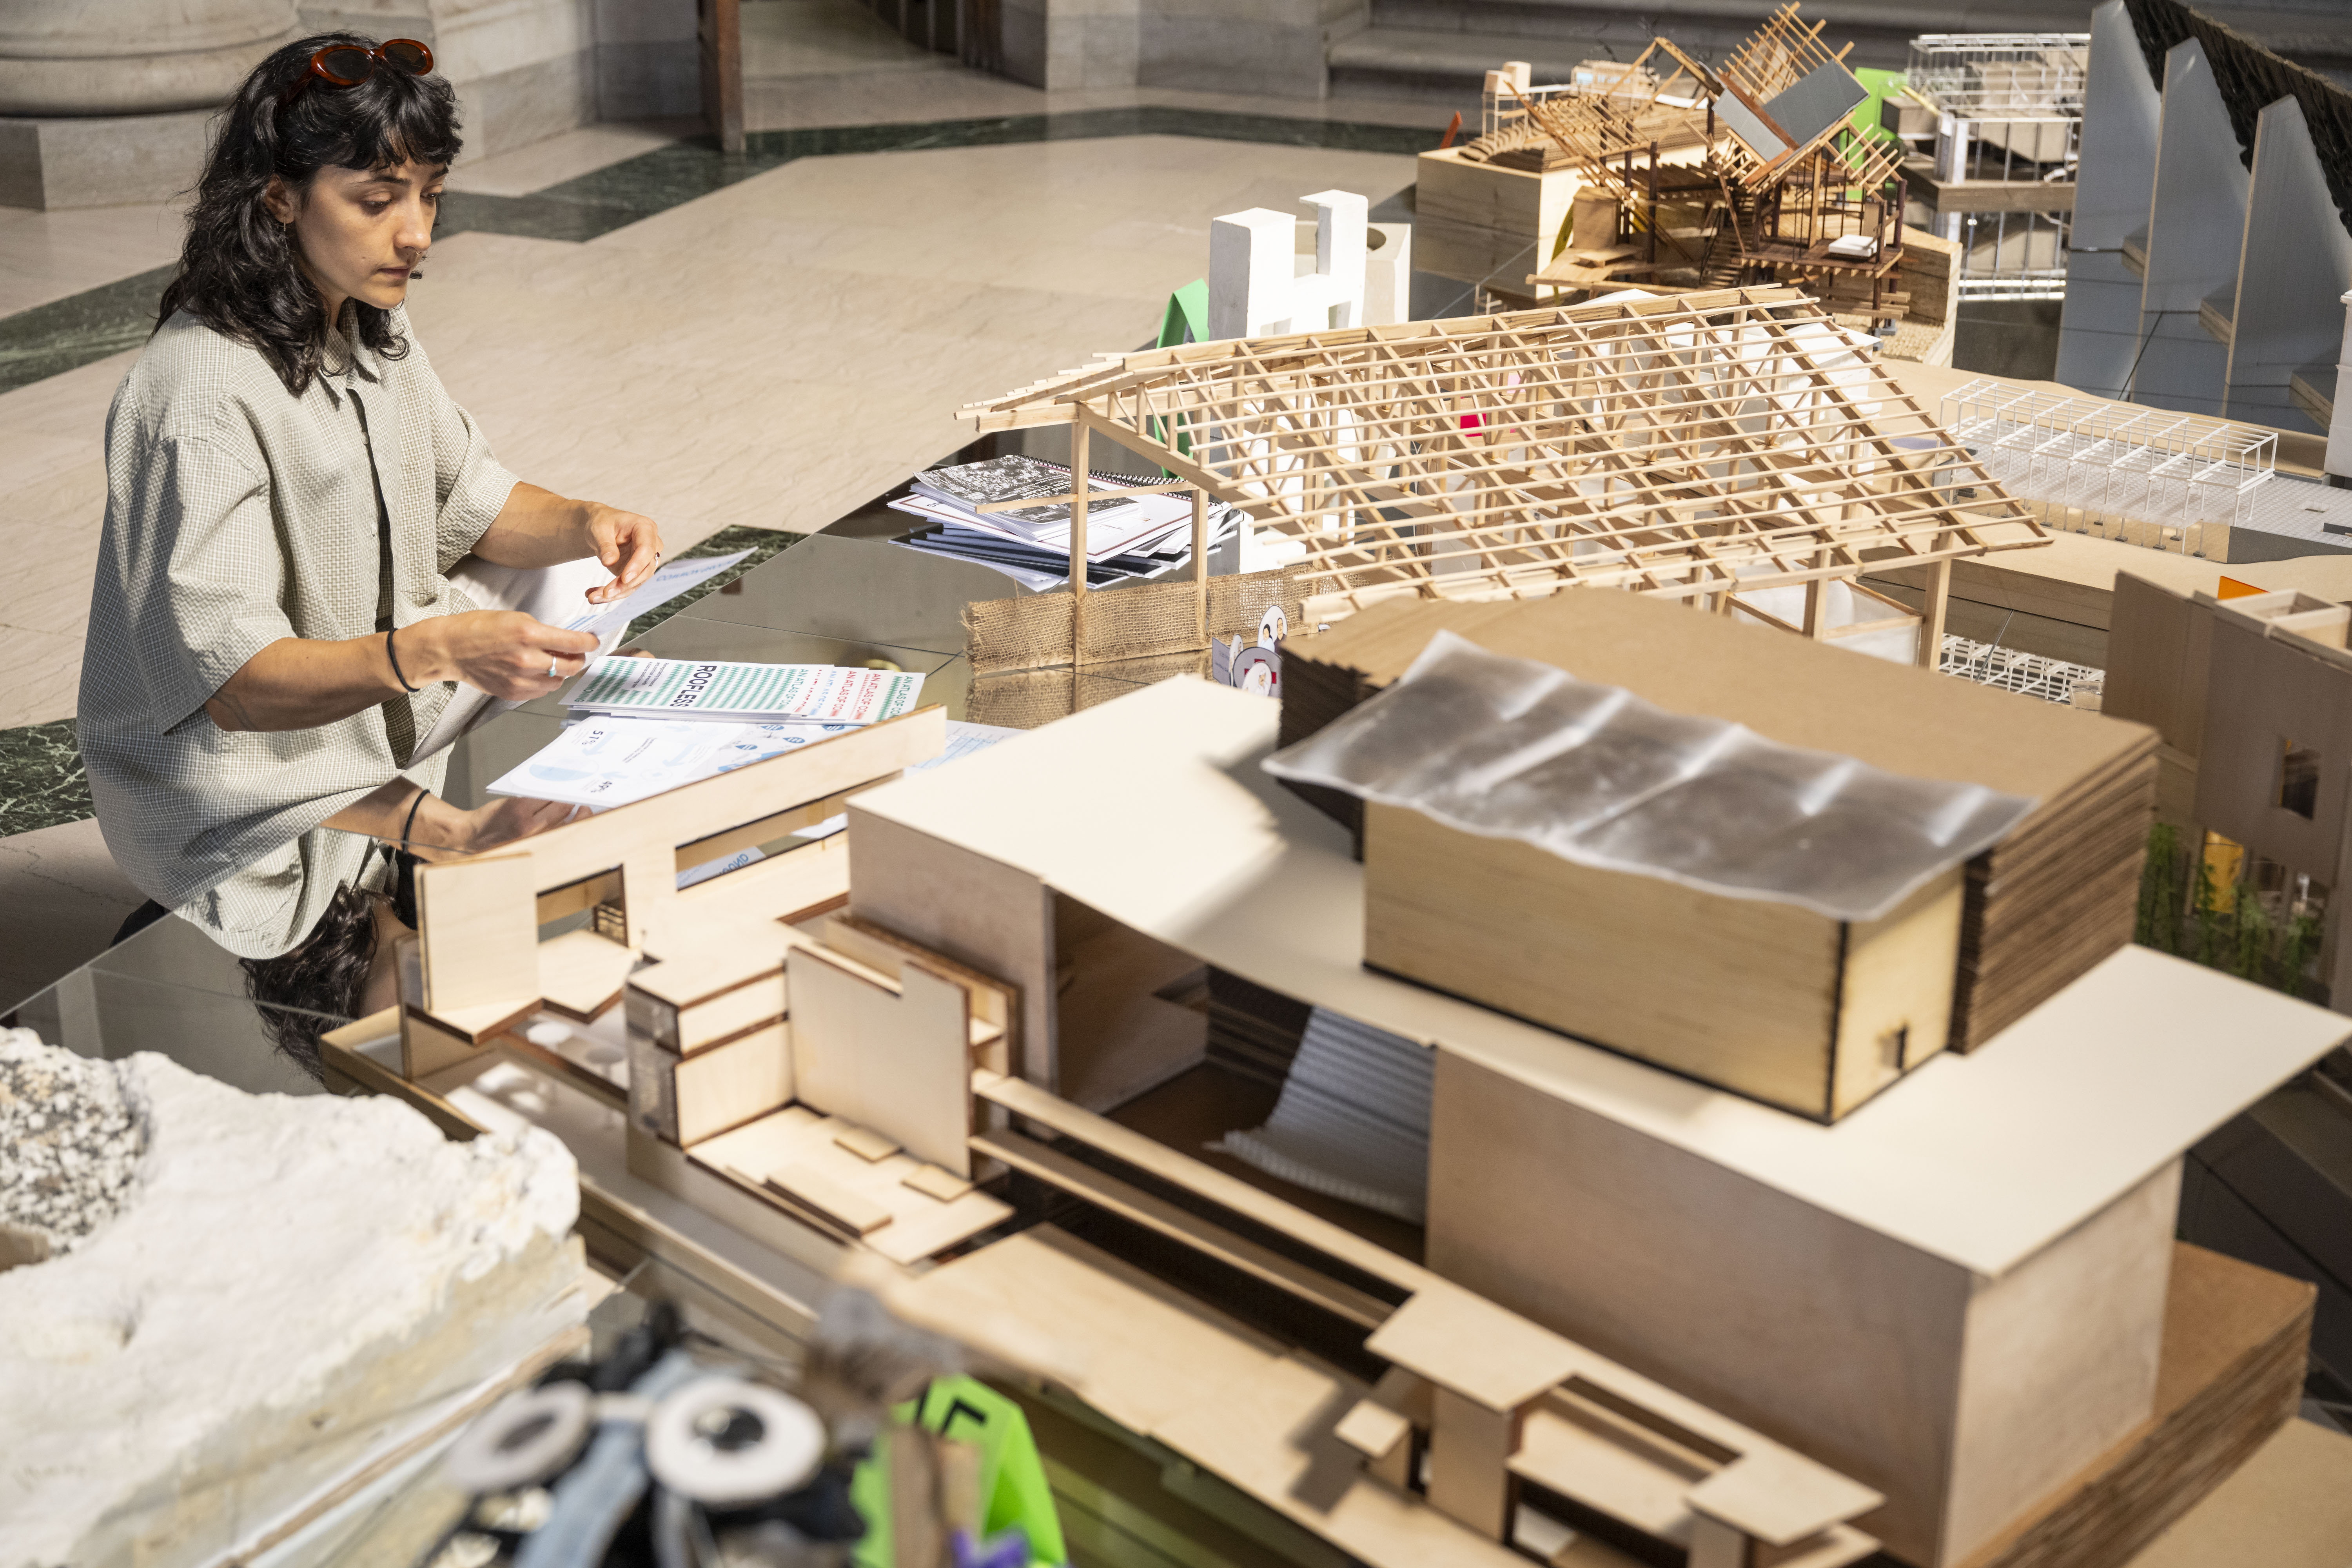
[964,567,1309,675]
[967,652,1210,730]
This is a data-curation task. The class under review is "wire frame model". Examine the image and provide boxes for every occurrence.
[960,287,2048,663]
[1939,377,2276,557]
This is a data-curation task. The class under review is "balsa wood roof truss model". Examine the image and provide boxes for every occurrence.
[962,286,2048,661]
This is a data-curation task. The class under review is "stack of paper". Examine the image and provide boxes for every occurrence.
[887,454,1239,590]
[564,656,924,725]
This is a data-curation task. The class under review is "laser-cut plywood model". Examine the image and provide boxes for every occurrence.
[1277,593,2162,1058]
[960,286,2048,663]
[338,633,2338,1568]
[842,671,2347,1567]
[359,713,1899,1568]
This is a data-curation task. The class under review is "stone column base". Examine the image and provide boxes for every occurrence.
[0,108,212,210]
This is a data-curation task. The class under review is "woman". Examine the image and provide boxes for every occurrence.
[80,34,665,1067]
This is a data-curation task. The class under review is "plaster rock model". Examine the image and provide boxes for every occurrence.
[0,1030,588,1568]
[0,1030,145,1262]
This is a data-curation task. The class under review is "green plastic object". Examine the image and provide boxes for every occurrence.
[1848,69,1908,150]
[1146,279,1211,465]
[1158,279,1209,349]
[850,1376,1070,1568]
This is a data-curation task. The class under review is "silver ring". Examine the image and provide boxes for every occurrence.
[547,658,561,679]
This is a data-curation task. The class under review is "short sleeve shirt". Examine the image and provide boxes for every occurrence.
[79,305,518,958]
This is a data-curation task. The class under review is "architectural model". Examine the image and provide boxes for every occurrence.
[0,1030,587,1568]
[960,285,2048,665]
[846,665,2332,1568]
[334,699,1897,1568]
[1208,188,1411,339]
[1893,33,2086,300]
[326,570,2343,1568]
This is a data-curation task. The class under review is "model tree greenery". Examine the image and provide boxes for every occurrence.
[2134,822,2325,1000]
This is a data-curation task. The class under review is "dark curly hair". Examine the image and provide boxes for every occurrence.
[157,33,462,397]
[240,882,384,1077]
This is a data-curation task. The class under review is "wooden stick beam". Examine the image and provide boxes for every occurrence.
[1069,414,1090,667]
[970,1129,1394,1329]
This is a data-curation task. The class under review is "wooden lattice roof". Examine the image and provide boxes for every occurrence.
[960,287,2047,622]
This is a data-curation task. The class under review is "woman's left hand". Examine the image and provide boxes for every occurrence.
[456,794,583,852]
[581,504,665,604]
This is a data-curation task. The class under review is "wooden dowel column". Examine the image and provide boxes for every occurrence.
[1192,486,1209,649]
[1071,415,1090,670]
[1918,552,1951,668]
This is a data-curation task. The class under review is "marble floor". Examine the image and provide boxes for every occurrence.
[0,40,1440,1009]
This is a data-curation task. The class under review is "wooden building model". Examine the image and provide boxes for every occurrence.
[842,668,2337,1568]
[1279,592,2162,1072]
[329,590,2340,1568]
[960,286,2049,668]
[336,694,1897,1568]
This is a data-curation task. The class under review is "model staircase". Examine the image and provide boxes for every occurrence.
[1700,182,1762,288]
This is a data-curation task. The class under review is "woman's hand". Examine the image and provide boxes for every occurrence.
[397,610,600,701]
[415,793,581,856]
[323,782,582,859]
[581,504,664,604]
[468,484,666,606]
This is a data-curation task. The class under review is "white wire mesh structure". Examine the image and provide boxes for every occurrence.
[1905,34,2087,116]
[1938,634,2102,706]
[1937,378,2276,558]
[1904,33,2087,301]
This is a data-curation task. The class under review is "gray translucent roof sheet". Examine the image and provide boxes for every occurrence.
[1263,632,2037,922]
[1762,62,1869,151]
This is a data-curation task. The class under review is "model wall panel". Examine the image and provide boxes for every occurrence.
[848,806,1054,1085]
[1426,1044,2173,1566]
[1426,1045,1970,1561]
[2195,621,2352,878]
[1940,1163,2178,1563]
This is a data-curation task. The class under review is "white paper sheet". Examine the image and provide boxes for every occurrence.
[486,715,860,808]
[556,549,752,635]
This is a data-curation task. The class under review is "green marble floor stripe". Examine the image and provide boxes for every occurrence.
[0,719,93,840]
[0,264,176,394]
[0,526,803,840]
[1,108,1440,390]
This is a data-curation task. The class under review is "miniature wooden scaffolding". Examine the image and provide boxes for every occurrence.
[961,286,2048,665]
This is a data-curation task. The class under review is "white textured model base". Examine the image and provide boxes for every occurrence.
[0,1031,588,1568]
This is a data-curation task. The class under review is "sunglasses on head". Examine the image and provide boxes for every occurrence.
[279,38,434,109]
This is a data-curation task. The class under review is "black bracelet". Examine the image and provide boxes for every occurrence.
[399,786,428,849]
[385,625,419,693]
